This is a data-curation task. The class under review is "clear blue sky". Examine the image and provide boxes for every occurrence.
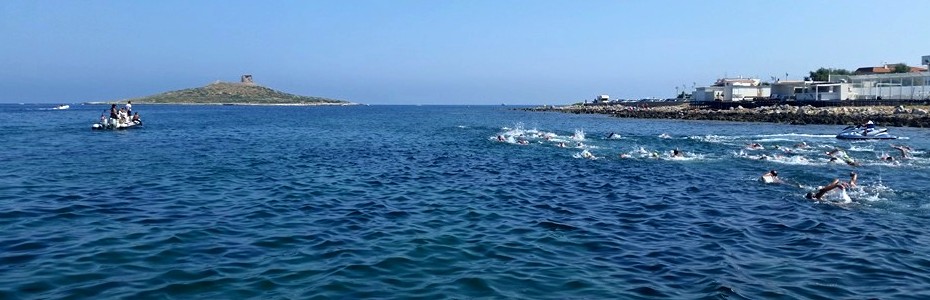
[2,1,928,104]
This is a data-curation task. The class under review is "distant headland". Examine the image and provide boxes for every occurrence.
[525,101,930,128]
[87,75,356,106]
[530,55,930,127]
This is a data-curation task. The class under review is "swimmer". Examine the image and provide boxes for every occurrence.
[747,143,763,150]
[672,148,683,157]
[891,145,912,159]
[805,172,858,200]
[576,142,585,148]
[761,170,779,183]
[794,142,808,149]
[619,153,631,159]
[825,148,844,157]
[843,158,859,166]
[580,149,595,159]
[658,133,671,139]
[805,179,846,200]
[826,148,859,166]
[557,142,566,148]
[606,132,618,139]
[517,139,529,145]
[497,135,506,142]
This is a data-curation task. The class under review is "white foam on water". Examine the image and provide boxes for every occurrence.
[904,156,930,167]
[621,146,662,159]
[571,129,586,141]
[540,132,558,139]
[548,137,569,143]
[752,133,835,139]
[754,138,798,143]
[848,181,896,203]
[573,149,597,160]
[766,155,817,166]
[688,135,740,143]
[666,152,707,161]
[840,190,853,203]
[848,145,875,152]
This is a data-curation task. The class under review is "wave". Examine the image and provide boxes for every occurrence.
[751,133,836,139]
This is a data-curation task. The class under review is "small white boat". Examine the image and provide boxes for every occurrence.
[835,121,897,140]
[52,104,70,110]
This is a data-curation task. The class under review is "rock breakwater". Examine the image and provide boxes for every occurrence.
[525,104,930,127]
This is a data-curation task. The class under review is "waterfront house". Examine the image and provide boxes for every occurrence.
[692,78,770,102]
[770,80,813,100]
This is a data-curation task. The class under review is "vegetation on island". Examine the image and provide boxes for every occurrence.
[124,82,351,105]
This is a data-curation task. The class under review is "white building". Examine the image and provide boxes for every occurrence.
[692,78,770,102]
[770,80,813,100]
[828,72,930,100]
[793,82,856,101]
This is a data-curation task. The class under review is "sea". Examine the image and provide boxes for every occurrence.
[2,103,930,299]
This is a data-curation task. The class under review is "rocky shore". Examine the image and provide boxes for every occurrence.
[525,104,930,127]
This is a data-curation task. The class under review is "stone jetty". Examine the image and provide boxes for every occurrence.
[525,103,930,127]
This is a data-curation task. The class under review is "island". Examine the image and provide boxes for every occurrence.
[90,75,355,105]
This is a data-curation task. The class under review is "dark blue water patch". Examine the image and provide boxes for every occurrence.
[2,104,930,298]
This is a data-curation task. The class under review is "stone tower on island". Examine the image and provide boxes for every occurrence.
[240,74,254,85]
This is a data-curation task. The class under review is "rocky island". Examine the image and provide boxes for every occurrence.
[95,75,354,105]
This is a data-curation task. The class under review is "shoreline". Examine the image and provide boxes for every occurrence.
[524,103,930,128]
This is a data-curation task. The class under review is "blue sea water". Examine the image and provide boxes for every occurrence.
[2,103,930,299]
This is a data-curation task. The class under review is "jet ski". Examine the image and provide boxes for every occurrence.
[836,121,897,140]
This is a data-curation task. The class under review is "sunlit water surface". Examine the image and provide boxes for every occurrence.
[2,104,930,299]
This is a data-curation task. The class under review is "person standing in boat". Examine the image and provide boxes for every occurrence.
[125,101,132,116]
[121,108,131,125]
[109,104,119,125]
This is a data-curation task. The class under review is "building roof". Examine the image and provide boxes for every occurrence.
[713,78,761,86]
[855,64,927,75]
